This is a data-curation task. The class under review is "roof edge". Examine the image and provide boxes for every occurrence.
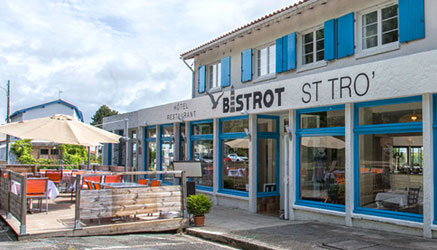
[180,0,324,60]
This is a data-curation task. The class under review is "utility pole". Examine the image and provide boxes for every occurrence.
[3,81,10,163]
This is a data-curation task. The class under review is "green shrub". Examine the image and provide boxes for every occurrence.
[10,139,36,164]
[187,194,212,216]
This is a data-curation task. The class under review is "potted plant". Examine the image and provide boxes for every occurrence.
[187,194,212,226]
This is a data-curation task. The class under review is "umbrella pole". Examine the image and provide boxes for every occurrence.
[87,146,91,170]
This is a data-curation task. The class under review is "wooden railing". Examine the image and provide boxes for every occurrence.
[0,169,27,234]
[74,171,186,230]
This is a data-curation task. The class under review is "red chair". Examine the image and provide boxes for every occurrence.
[104,175,122,183]
[83,176,101,189]
[93,182,102,190]
[27,178,49,213]
[46,171,62,186]
[138,179,149,185]
[150,180,161,187]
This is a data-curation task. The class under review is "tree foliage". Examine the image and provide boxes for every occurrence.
[10,139,36,164]
[90,104,119,126]
[60,144,88,165]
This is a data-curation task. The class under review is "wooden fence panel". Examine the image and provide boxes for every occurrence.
[0,170,10,210]
[9,172,26,225]
[80,186,182,219]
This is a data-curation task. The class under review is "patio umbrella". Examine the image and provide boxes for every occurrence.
[301,136,345,149]
[224,138,249,149]
[0,114,121,146]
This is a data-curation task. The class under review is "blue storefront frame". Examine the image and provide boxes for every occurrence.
[353,96,424,223]
[218,115,249,197]
[256,115,280,198]
[433,94,437,224]
[144,126,157,171]
[189,119,214,192]
[295,105,346,212]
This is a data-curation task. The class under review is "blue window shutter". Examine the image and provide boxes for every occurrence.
[399,0,425,43]
[276,37,283,73]
[324,19,336,61]
[198,65,206,93]
[241,48,252,82]
[284,32,296,71]
[337,12,354,59]
[221,56,231,87]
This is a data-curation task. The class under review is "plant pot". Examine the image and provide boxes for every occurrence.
[193,215,205,227]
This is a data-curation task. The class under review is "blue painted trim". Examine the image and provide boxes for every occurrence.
[296,127,346,136]
[196,185,213,192]
[257,191,280,198]
[256,115,280,196]
[218,188,249,197]
[354,207,423,222]
[219,115,249,122]
[433,94,437,224]
[296,105,345,115]
[191,119,213,125]
[117,129,123,166]
[107,143,112,166]
[9,99,84,122]
[295,200,345,212]
[353,97,426,222]
[295,105,345,210]
[218,116,250,195]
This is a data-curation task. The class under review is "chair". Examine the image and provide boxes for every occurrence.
[150,180,161,187]
[85,180,94,190]
[138,179,149,186]
[93,182,102,190]
[46,171,63,188]
[27,178,49,214]
[407,187,421,206]
[104,175,122,183]
[82,176,102,189]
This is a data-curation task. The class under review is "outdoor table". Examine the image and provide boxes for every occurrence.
[101,182,146,189]
[11,180,59,200]
[375,192,408,208]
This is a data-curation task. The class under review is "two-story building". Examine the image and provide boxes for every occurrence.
[103,0,437,237]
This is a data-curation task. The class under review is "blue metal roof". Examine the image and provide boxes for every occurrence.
[9,99,84,122]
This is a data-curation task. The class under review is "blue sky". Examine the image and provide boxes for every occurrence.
[0,0,297,123]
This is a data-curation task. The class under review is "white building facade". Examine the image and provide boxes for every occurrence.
[103,0,437,237]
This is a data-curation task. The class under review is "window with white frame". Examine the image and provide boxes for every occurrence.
[361,3,398,50]
[207,62,221,89]
[302,28,324,65]
[256,44,275,77]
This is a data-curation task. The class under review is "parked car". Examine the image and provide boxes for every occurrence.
[227,153,248,162]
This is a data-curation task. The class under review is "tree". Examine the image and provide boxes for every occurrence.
[90,105,119,126]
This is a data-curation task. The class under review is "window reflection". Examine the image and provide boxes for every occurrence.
[359,133,423,215]
[192,140,213,187]
[222,138,249,191]
[257,139,277,192]
[147,142,156,171]
[300,136,346,204]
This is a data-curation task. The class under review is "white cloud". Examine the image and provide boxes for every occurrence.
[0,0,296,123]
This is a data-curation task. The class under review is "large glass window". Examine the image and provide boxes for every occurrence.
[192,140,213,187]
[220,116,249,195]
[257,115,279,195]
[145,127,157,171]
[358,101,422,125]
[160,125,174,172]
[222,138,249,191]
[190,120,214,189]
[300,136,345,204]
[302,28,324,65]
[297,106,345,210]
[256,44,275,77]
[358,133,423,215]
[361,4,398,50]
[355,97,423,221]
